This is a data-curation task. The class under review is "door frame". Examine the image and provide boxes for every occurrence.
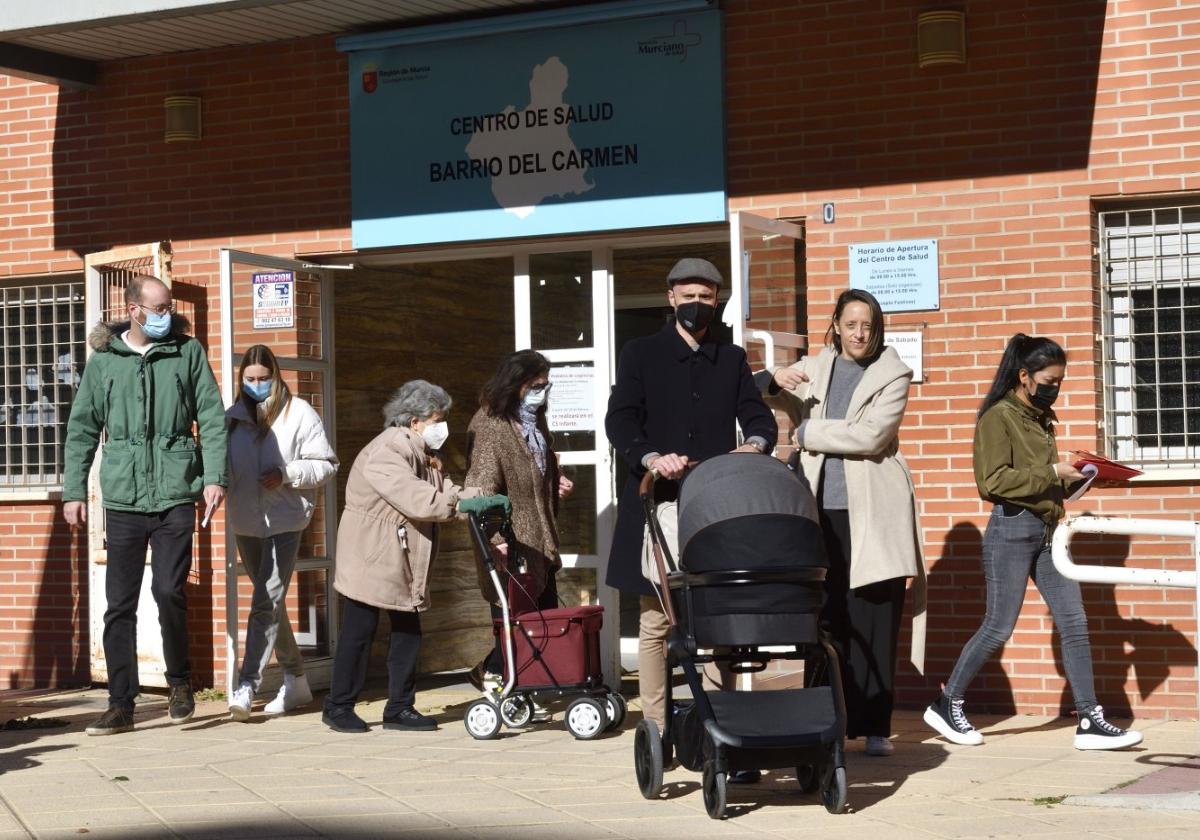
[218,249,338,695]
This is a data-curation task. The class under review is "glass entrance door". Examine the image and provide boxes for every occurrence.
[219,249,337,694]
[514,248,618,688]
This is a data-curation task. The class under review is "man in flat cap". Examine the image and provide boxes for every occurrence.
[604,257,777,758]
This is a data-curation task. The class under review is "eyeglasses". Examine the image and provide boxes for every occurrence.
[529,382,553,393]
[134,302,176,316]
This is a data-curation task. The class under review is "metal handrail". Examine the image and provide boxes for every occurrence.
[1051,515,1200,712]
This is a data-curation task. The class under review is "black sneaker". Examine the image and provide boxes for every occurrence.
[1074,705,1143,750]
[167,685,195,724]
[85,705,134,736]
[383,707,438,731]
[322,706,369,733]
[923,693,983,746]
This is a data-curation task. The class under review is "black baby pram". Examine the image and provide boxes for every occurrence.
[635,453,848,818]
[462,506,625,740]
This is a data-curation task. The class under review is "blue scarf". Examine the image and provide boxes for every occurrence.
[518,404,547,475]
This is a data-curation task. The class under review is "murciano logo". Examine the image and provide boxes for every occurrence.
[637,20,702,62]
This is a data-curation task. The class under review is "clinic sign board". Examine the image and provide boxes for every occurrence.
[848,238,940,313]
[342,10,726,248]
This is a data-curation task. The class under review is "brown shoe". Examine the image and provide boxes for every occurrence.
[85,705,134,736]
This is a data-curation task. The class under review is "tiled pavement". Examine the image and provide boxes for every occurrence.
[1,683,1197,839]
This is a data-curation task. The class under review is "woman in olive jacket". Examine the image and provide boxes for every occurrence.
[922,334,1142,751]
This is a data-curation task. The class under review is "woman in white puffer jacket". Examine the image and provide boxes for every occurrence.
[225,344,338,721]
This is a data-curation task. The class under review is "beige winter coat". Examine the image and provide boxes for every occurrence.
[765,345,927,672]
[334,426,476,612]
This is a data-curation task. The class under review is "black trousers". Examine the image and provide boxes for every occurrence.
[327,596,422,717]
[483,570,558,676]
[810,509,906,738]
[103,504,196,708]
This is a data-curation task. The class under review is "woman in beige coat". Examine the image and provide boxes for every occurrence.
[323,380,499,734]
[762,289,926,757]
[464,349,573,695]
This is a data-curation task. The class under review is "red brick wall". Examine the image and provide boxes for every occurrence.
[2,1,1197,717]
[726,0,1200,718]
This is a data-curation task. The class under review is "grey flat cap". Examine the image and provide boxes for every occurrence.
[666,257,723,288]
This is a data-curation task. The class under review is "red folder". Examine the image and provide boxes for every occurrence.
[1071,451,1143,481]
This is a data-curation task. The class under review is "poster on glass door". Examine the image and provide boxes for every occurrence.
[252,271,295,329]
[547,366,595,432]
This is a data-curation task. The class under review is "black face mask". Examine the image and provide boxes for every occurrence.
[1029,381,1060,410]
[675,301,716,334]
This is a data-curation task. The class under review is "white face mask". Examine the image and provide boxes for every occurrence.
[523,387,548,408]
[420,420,449,451]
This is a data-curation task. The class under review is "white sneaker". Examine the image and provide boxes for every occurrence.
[865,736,894,756]
[228,683,254,722]
[1074,705,1143,750]
[264,673,312,716]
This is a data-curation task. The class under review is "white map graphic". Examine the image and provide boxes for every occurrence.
[465,57,593,218]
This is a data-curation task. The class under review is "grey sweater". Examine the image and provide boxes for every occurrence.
[808,356,867,510]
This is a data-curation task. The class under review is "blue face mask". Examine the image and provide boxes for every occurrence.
[140,310,172,340]
[243,380,272,402]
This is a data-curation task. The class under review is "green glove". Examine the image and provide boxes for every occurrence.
[458,494,511,516]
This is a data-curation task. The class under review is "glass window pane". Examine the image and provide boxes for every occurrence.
[530,251,592,350]
[556,464,596,555]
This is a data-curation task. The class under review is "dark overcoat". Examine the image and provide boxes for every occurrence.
[604,322,778,595]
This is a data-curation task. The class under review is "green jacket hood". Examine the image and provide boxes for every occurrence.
[88,315,193,355]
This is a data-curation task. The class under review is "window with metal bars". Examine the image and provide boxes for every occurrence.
[1099,205,1200,469]
[1,277,85,489]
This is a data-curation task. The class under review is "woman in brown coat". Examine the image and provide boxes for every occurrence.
[465,350,573,693]
[323,380,499,734]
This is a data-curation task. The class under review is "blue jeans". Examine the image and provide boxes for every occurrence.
[945,506,1097,712]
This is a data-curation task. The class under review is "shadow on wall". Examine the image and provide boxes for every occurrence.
[725,0,1107,196]
[907,521,1016,716]
[1050,531,1197,717]
[18,517,89,690]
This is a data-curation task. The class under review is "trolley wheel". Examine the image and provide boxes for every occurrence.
[796,764,819,794]
[702,762,727,820]
[634,719,664,799]
[499,695,533,729]
[821,765,848,814]
[565,697,608,740]
[464,699,502,740]
[603,692,627,731]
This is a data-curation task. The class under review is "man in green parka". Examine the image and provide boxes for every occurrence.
[62,274,228,736]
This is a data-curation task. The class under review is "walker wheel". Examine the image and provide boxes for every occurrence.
[464,699,502,740]
[796,764,819,793]
[499,695,533,729]
[821,765,847,814]
[603,692,627,731]
[565,697,607,740]
[634,719,664,799]
[702,761,727,820]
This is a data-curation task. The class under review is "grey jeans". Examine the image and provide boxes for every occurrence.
[236,532,305,690]
[945,505,1097,712]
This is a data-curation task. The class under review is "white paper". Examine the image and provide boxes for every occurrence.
[1067,463,1099,502]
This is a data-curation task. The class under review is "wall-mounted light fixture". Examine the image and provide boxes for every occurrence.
[917,10,966,68]
[164,96,202,142]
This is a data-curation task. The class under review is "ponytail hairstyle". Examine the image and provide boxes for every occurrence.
[237,344,292,439]
[978,334,1067,419]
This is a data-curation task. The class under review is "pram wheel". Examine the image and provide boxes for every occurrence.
[821,765,847,814]
[701,762,727,820]
[795,764,819,794]
[633,719,664,799]
[565,697,608,739]
[464,699,502,740]
[603,692,627,731]
[499,695,533,729]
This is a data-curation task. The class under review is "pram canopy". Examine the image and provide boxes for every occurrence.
[678,453,825,573]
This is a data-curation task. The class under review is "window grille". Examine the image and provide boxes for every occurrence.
[1099,205,1200,468]
[1,278,85,488]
